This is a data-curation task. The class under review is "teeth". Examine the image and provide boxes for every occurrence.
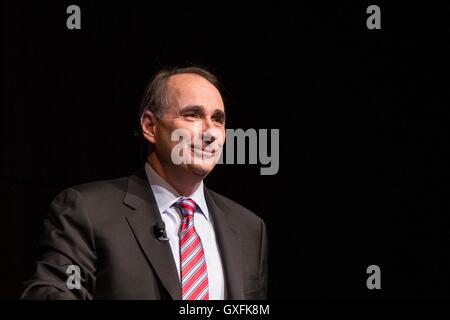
[191,147,215,159]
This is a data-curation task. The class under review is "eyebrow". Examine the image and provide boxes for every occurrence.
[179,105,226,122]
[179,105,205,116]
[212,109,226,123]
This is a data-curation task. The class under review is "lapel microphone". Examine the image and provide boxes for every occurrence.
[153,221,169,241]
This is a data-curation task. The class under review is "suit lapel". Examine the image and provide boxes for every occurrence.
[205,188,245,299]
[124,168,181,300]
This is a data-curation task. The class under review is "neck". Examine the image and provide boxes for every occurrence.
[147,153,203,196]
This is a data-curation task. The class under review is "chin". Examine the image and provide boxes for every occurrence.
[190,164,213,177]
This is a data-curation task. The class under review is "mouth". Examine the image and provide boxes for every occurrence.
[190,145,216,159]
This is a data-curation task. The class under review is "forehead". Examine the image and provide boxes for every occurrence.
[166,73,224,108]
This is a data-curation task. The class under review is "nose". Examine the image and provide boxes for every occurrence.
[201,118,216,143]
[202,130,216,144]
[202,117,214,130]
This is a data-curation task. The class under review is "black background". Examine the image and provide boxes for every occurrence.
[2,1,450,299]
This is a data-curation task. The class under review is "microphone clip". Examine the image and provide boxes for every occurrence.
[154,222,169,241]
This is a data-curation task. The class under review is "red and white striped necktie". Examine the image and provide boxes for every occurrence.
[175,197,209,300]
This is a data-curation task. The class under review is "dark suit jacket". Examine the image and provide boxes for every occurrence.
[21,168,268,300]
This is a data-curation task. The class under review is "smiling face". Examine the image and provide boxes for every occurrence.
[142,73,226,180]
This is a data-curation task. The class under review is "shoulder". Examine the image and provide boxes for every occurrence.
[51,176,129,212]
[205,188,265,226]
[70,177,128,199]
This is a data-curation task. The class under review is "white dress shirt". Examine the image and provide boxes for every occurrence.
[144,163,225,300]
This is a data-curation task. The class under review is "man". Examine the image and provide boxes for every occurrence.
[21,66,268,300]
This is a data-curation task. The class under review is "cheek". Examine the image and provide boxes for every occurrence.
[154,125,177,151]
[213,128,226,145]
[157,122,196,151]
[174,122,201,141]
[157,119,182,139]
[219,128,226,142]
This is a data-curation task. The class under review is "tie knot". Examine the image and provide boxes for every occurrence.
[175,197,197,216]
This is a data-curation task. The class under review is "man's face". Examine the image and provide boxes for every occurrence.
[151,73,226,177]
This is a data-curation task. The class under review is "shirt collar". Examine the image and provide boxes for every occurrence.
[144,162,209,220]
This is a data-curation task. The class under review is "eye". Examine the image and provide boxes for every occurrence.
[183,112,199,118]
[212,115,225,124]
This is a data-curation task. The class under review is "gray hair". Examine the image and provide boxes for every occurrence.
[139,66,221,119]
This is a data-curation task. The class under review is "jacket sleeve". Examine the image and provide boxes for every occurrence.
[21,188,97,300]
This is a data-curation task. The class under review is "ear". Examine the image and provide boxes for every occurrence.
[141,110,158,144]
